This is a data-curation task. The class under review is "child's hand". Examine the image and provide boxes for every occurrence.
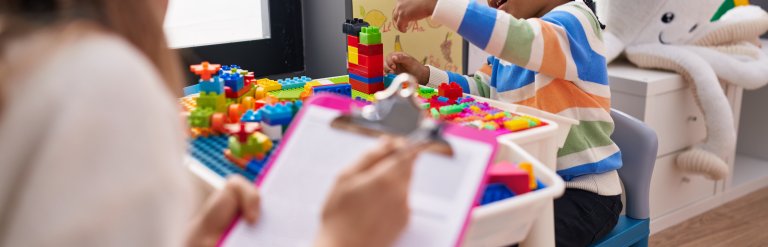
[386,52,430,85]
[185,176,260,247]
[393,0,438,32]
[314,137,428,247]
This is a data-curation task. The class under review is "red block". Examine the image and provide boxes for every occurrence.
[357,53,383,70]
[350,79,385,94]
[488,162,530,195]
[224,85,251,99]
[357,43,383,55]
[438,82,463,100]
[348,62,384,77]
[347,35,359,47]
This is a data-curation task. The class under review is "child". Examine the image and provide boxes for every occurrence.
[389,0,623,246]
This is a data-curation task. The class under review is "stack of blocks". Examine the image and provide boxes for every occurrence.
[190,62,226,128]
[480,161,539,205]
[344,19,385,94]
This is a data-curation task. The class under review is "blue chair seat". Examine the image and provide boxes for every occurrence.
[591,216,650,247]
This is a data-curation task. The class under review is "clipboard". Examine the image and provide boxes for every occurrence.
[219,75,499,247]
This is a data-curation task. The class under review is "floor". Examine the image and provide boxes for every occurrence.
[649,187,768,247]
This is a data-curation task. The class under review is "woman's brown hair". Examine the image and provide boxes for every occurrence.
[0,0,183,98]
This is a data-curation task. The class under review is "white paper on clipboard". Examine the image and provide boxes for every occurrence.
[220,95,496,247]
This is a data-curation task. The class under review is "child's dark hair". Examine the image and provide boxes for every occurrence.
[579,0,606,29]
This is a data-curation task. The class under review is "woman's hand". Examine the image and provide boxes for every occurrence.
[185,176,260,247]
[386,52,430,85]
[393,0,438,32]
[314,137,428,247]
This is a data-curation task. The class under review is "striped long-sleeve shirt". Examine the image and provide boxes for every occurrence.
[428,0,623,195]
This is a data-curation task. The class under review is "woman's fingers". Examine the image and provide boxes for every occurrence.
[224,176,261,224]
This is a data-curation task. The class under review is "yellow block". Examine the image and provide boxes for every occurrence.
[518,162,536,190]
[735,0,749,6]
[348,46,358,54]
[348,50,359,65]
[504,119,530,131]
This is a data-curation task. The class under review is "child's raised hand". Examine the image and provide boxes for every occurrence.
[393,0,437,33]
[314,137,428,247]
[386,52,430,85]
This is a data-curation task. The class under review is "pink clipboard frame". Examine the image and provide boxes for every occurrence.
[218,93,499,247]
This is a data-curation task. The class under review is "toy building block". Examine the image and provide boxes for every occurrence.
[357,43,383,55]
[348,63,384,78]
[224,84,252,99]
[328,75,350,84]
[261,122,283,141]
[480,183,515,206]
[199,76,224,94]
[359,26,382,45]
[241,109,263,122]
[418,86,437,98]
[197,92,226,112]
[221,73,245,92]
[384,74,397,88]
[350,79,385,94]
[278,76,311,90]
[189,108,214,128]
[343,18,369,36]
[351,89,375,102]
[292,100,303,114]
[356,53,384,69]
[190,61,221,81]
[347,35,359,47]
[261,102,294,126]
[246,157,268,175]
[438,82,463,100]
[348,73,384,84]
[504,119,531,131]
[256,79,282,92]
[518,162,537,190]
[348,49,359,65]
[313,84,351,97]
[488,162,531,195]
[268,87,304,102]
[254,86,266,100]
[190,136,257,180]
[439,105,464,115]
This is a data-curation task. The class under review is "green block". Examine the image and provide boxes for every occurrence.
[421,103,430,110]
[439,105,463,115]
[430,108,440,119]
[268,88,303,101]
[197,92,227,112]
[228,136,244,158]
[189,108,214,128]
[360,26,382,45]
[328,75,350,84]
[352,89,375,102]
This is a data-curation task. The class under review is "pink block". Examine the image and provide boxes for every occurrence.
[488,162,530,195]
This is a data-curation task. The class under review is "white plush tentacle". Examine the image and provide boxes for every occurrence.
[685,44,768,90]
[626,44,736,179]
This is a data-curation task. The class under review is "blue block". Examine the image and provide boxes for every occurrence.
[199,76,224,94]
[480,183,516,205]
[313,84,352,97]
[184,84,200,96]
[189,136,257,181]
[384,73,396,88]
[221,73,245,91]
[246,157,268,175]
[437,96,450,103]
[241,109,263,122]
[278,76,312,90]
[291,100,303,114]
[261,102,294,126]
[349,73,384,84]
[535,179,546,191]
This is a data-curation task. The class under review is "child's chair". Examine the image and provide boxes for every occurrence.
[590,110,658,247]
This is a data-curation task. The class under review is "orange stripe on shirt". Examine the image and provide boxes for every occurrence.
[515,78,610,114]
[535,19,567,79]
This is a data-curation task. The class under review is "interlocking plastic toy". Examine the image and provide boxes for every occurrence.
[189,108,214,128]
[278,76,311,90]
[197,91,226,113]
[488,162,531,195]
[199,77,224,95]
[359,26,382,45]
[480,183,515,205]
[261,102,294,126]
[438,82,463,102]
[190,62,221,81]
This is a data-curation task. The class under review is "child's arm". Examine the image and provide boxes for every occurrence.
[425,63,492,98]
[386,52,491,98]
[431,0,607,84]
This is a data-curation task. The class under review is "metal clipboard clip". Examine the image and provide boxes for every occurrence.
[330,73,454,156]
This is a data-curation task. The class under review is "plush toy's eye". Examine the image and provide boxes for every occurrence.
[661,12,675,23]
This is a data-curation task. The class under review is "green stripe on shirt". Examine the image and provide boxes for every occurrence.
[499,18,534,65]
[558,120,615,157]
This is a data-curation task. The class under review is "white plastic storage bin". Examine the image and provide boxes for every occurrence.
[464,140,566,247]
[467,96,578,170]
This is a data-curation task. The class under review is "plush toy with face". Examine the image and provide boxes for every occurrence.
[599,0,768,180]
